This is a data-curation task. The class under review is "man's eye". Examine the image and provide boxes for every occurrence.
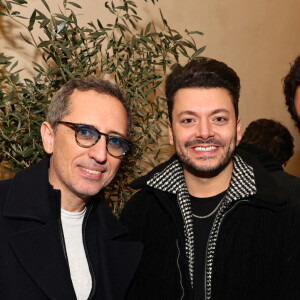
[77,128,93,138]
[215,117,226,122]
[182,118,194,124]
[109,137,122,148]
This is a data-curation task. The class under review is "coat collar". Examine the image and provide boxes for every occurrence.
[131,152,286,207]
[3,157,56,223]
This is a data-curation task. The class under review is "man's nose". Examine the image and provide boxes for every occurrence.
[88,136,107,163]
[195,119,214,140]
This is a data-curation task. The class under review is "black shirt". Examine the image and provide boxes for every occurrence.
[190,190,227,300]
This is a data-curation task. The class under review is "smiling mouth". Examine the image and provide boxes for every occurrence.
[193,146,217,152]
[80,167,102,175]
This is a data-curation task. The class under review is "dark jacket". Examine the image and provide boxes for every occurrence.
[237,144,300,206]
[0,157,142,300]
[121,153,300,300]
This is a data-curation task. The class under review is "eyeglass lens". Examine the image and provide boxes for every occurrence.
[76,126,128,157]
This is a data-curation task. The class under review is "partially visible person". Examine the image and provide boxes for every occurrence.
[238,118,300,196]
[0,77,142,299]
[121,58,300,300]
[283,55,300,131]
[238,119,300,296]
[238,118,294,167]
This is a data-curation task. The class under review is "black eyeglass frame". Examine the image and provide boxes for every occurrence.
[57,121,130,157]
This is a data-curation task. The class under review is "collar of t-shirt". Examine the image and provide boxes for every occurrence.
[190,190,227,217]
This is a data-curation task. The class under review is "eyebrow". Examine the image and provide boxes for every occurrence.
[210,108,231,115]
[107,130,127,138]
[178,110,198,117]
[178,108,231,117]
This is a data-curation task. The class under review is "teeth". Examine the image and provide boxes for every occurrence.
[194,146,217,151]
[81,167,101,175]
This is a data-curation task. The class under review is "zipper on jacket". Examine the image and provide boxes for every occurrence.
[58,216,69,264]
[56,198,69,265]
[204,199,249,300]
[82,205,96,300]
[176,239,185,300]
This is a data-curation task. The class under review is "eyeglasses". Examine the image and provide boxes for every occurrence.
[57,121,130,157]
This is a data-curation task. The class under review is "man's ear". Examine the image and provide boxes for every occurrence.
[168,122,174,145]
[40,121,54,154]
[236,117,242,143]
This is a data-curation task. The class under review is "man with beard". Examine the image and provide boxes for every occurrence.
[283,55,300,131]
[121,59,300,300]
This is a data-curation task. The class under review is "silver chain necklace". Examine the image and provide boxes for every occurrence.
[192,194,226,219]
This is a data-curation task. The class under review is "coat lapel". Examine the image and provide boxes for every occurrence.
[97,236,142,299]
[92,202,143,299]
[9,221,76,300]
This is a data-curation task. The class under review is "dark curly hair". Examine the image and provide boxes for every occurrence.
[239,118,294,165]
[165,58,240,123]
[283,55,300,131]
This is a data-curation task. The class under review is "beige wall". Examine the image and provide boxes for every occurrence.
[1,0,300,176]
[152,0,300,176]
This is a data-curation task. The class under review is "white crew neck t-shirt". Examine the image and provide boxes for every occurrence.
[61,208,92,300]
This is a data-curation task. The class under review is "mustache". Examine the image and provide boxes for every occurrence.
[184,138,225,148]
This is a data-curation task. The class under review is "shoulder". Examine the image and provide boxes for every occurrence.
[1,158,49,192]
[130,155,178,189]
[121,187,158,218]
[271,171,300,207]
[0,179,13,209]
[272,171,300,188]
[120,187,178,228]
[0,178,12,191]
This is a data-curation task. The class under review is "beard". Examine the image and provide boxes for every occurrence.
[174,134,237,178]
